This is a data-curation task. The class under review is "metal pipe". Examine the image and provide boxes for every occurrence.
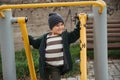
[78,13,87,80]
[93,4,108,80]
[0,1,107,80]
[17,17,37,80]
[0,1,106,14]
[0,12,5,18]
[11,17,28,23]
[88,13,94,19]
[11,17,18,23]
[0,9,16,80]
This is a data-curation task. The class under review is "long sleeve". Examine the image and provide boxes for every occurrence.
[28,35,42,49]
[67,21,80,44]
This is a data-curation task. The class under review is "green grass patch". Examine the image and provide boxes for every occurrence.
[15,49,39,78]
[0,44,120,78]
[108,50,120,58]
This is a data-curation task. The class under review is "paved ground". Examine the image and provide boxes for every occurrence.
[61,59,120,80]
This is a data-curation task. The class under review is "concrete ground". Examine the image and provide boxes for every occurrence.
[61,59,120,80]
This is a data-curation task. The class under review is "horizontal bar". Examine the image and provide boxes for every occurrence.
[11,17,18,23]
[11,17,28,23]
[0,1,106,13]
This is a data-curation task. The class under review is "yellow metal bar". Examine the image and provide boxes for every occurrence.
[78,13,87,80]
[0,12,5,18]
[0,1,106,13]
[17,17,37,80]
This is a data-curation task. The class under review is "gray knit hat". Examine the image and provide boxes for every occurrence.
[48,13,64,30]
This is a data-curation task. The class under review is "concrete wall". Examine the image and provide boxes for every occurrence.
[0,0,120,51]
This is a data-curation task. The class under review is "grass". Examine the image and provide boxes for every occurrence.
[15,49,39,78]
[0,44,120,79]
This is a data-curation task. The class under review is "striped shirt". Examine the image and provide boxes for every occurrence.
[45,35,64,66]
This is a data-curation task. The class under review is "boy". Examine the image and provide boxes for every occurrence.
[28,13,80,80]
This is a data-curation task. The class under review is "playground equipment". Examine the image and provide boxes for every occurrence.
[18,17,37,80]
[0,1,108,80]
[79,13,87,80]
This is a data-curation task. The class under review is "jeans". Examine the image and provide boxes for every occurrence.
[44,63,61,80]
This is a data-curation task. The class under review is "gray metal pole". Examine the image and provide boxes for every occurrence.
[93,6,108,80]
[0,9,16,80]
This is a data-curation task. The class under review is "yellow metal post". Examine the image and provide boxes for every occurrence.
[17,17,37,80]
[78,13,87,80]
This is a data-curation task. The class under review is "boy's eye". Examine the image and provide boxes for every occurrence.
[55,24,59,27]
[61,23,64,26]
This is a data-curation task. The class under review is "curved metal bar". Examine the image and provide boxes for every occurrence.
[0,1,106,13]
[17,17,37,80]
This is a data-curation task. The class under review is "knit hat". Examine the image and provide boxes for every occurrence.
[48,13,64,30]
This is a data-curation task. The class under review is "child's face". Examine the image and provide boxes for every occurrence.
[51,22,64,35]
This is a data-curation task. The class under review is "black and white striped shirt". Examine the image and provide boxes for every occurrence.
[45,35,64,66]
